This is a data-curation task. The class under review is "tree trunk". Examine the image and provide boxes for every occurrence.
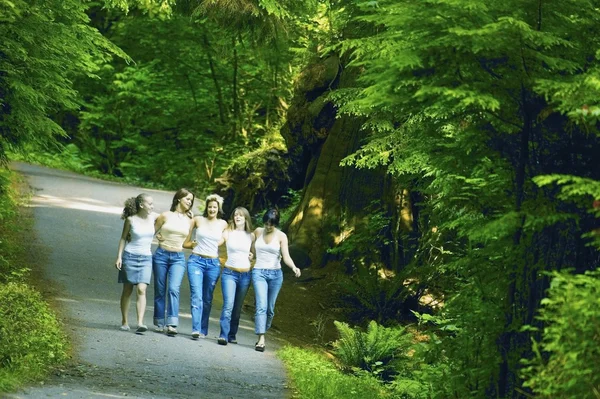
[282,57,390,267]
[201,31,226,125]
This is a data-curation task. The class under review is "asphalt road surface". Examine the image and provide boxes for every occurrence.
[7,163,290,399]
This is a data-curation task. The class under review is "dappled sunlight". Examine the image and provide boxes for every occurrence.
[55,297,79,303]
[28,194,122,215]
[333,226,354,245]
[307,197,323,217]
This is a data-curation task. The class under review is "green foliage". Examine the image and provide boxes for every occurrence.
[335,266,408,325]
[215,143,291,213]
[0,282,69,392]
[105,0,175,17]
[278,345,392,399]
[333,320,412,381]
[521,270,600,399]
[278,188,303,226]
[0,0,127,163]
[328,204,392,269]
[533,174,600,205]
[0,169,25,281]
[12,144,95,176]
[327,0,600,396]
[0,170,68,392]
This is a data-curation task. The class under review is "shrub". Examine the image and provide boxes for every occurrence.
[521,270,600,399]
[333,320,413,381]
[0,282,69,391]
[335,266,409,324]
[278,346,391,399]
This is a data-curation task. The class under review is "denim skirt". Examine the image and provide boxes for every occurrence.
[118,251,152,284]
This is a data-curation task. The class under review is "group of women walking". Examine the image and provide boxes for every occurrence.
[114,189,301,352]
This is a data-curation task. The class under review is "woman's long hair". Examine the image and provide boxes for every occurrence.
[121,193,149,220]
[228,207,253,233]
[170,188,194,218]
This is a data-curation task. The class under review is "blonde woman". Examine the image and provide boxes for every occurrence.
[183,194,228,339]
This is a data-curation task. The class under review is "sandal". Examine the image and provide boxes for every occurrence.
[166,326,178,336]
[119,325,130,331]
[254,342,265,352]
[136,325,148,334]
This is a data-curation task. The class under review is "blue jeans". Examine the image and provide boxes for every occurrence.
[187,254,221,335]
[152,247,186,327]
[252,268,283,334]
[219,268,252,341]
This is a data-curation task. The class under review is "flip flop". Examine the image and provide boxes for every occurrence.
[136,325,148,334]
[166,326,178,336]
[255,342,265,352]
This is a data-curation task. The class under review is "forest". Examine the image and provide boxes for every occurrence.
[1,0,600,398]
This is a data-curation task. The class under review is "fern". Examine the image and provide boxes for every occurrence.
[533,174,600,200]
[333,320,412,381]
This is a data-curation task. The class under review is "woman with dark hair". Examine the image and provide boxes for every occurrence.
[115,193,158,333]
[217,207,255,346]
[153,188,195,335]
[183,194,228,339]
[251,208,301,352]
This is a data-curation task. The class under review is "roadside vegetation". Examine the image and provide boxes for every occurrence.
[0,170,69,392]
[2,0,599,398]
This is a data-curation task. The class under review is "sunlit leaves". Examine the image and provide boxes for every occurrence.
[0,0,126,163]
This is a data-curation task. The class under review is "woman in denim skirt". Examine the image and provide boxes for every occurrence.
[153,188,195,335]
[115,193,159,333]
[217,207,255,346]
[183,194,228,339]
[252,208,301,352]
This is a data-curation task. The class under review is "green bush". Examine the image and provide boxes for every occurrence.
[335,266,409,324]
[278,346,392,399]
[521,270,600,399]
[0,282,69,391]
[333,320,413,381]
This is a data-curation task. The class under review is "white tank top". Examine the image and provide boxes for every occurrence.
[193,220,223,257]
[225,230,253,270]
[160,213,190,250]
[124,214,156,256]
[254,233,281,270]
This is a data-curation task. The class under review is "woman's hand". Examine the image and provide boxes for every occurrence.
[156,233,164,241]
[115,258,122,270]
[292,266,301,278]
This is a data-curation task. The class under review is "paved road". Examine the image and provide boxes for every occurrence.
[8,163,289,399]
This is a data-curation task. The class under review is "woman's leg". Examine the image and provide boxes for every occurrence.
[135,283,148,327]
[187,255,204,334]
[152,248,169,328]
[200,259,221,335]
[252,269,268,335]
[265,269,283,331]
[229,271,251,341]
[120,282,134,327]
[219,269,236,340]
[166,252,186,328]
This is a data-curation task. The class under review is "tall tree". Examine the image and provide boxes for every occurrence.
[0,0,126,163]
[334,0,600,396]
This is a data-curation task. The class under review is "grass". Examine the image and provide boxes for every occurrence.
[278,346,392,399]
[0,169,70,392]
